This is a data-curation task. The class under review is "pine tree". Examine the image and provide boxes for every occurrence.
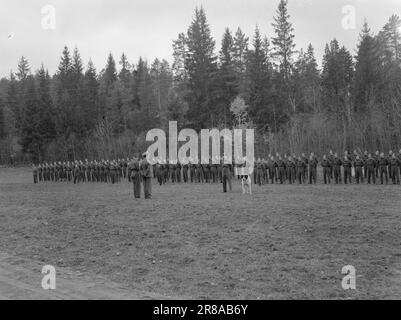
[232,27,249,94]
[16,57,30,81]
[104,52,118,90]
[150,59,173,127]
[57,46,73,87]
[272,0,296,80]
[293,44,320,113]
[20,75,42,161]
[36,65,56,146]
[382,14,401,63]
[172,33,188,83]
[119,53,131,85]
[214,28,238,126]
[185,7,218,128]
[246,27,274,131]
[83,59,99,132]
[353,20,380,112]
[321,39,354,117]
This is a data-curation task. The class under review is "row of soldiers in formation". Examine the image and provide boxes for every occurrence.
[32,154,153,198]
[32,149,401,188]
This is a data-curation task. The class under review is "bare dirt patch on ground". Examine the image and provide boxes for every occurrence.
[0,167,400,299]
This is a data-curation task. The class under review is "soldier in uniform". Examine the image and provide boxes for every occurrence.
[131,157,141,198]
[309,153,318,184]
[389,153,400,184]
[222,158,232,193]
[73,164,80,184]
[366,154,376,184]
[296,156,305,184]
[332,153,342,184]
[378,153,389,185]
[388,150,394,179]
[362,150,369,179]
[353,155,364,184]
[204,161,210,183]
[268,156,277,184]
[343,155,352,184]
[256,158,263,186]
[275,156,285,184]
[32,164,38,184]
[110,161,117,184]
[211,159,218,183]
[140,153,152,199]
[328,150,335,179]
[189,159,196,183]
[176,161,182,183]
[182,162,189,183]
[321,155,331,184]
[374,150,380,178]
[301,153,308,183]
[287,156,296,184]
[155,160,163,186]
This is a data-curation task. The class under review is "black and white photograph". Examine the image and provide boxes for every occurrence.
[0,0,401,306]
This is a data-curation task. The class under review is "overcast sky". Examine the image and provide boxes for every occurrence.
[0,0,400,77]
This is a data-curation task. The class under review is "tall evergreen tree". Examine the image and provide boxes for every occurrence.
[272,0,296,80]
[214,28,238,126]
[20,75,41,160]
[353,21,380,113]
[232,27,249,94]
[185,7,218,128]
[36,65,56,146]
[172,33,188,83]
[119,53,131,85]
[16,57,30,81]
[246,27,275,131]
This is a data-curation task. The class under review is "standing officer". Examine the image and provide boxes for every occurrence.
[388,150,394,179]
[189,159,195,183]
[33,164,38,184]
[301,153,308,183]
[354,155,364,184]
[343,155,352,184]
[332,153,342,184]
[309,153,318,184]
[140,153,152,199]
[366,154,376,184]
[328,150,335,179]
[222,158,232,192]
[374,150,380,178]
[287,156,296,184]
[296,156,304,184]
[378,153,389,185]
[182,162,189,183]
[277,156,286,184]
[362,150,369,179]
[131,157,141,198]
[156,160,163,186]
[268,156,277,184]
[321,155,331,184]
[390,154,400,184]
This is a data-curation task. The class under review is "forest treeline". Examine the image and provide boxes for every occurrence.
[0,0,401,163]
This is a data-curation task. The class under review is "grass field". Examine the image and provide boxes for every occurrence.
[0,167,400,299]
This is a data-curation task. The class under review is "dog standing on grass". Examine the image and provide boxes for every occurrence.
[241,175,252,194]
